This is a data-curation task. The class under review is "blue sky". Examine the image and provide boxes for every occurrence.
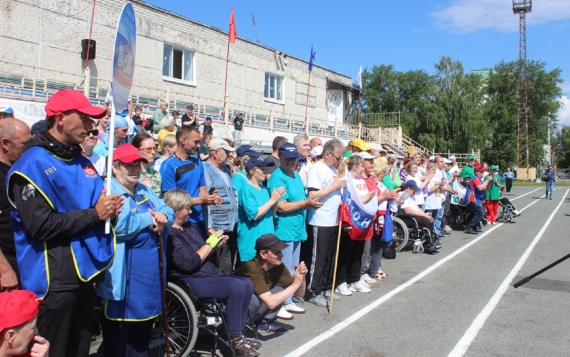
[146,0,570,125]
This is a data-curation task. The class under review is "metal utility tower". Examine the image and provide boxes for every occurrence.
[513,0,532,174]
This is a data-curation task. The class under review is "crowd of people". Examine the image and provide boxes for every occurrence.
[0,92,528,357]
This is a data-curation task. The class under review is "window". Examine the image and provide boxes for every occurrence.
[264,73,283,102]
[163,44,194,84]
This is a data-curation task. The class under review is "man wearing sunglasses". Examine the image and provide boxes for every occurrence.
[81,121,105,176]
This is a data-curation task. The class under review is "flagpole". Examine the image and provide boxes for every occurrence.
[328,223,342,314]
[104,101,116,234]
[223,40,231,125]
[304,70,311,133]
[358,90,361,125]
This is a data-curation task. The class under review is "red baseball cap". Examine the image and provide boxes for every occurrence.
[403,158,412,164]
[113,144,148,164]
[0,290,39,331]
[45,89,107,120]
[475,165,485,172]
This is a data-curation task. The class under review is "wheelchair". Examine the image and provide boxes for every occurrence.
[394,213,438,254]
[148,278,256,357]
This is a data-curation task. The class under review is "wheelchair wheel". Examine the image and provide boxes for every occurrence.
[392,217,409,252]
[149,282,199,357]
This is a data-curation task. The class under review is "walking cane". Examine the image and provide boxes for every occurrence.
[157,232,170,357]
[328,224,343,314]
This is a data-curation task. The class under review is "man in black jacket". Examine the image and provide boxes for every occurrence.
[8,90,124,357]
[0,118,30,290]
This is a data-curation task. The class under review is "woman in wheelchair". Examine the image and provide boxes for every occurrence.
[164,189,261,357]
[399,181,441,250]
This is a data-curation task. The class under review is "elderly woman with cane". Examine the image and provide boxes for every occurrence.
[98,144,174,357]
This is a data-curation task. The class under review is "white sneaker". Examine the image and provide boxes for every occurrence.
[284,303,306,314]
[334,282,353,296]
[349,281,371,293]
[277,306,294,320]
[361,273,377,285]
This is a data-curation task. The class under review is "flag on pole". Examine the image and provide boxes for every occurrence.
[229,8,237,44]
[308,45,316,71]
[356,66,363,91]
[339,168,377,241]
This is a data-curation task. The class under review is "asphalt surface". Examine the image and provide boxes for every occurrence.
[91,185,570,357]
[257,185,570,357]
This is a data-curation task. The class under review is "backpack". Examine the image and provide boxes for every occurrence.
[142,118,153,131]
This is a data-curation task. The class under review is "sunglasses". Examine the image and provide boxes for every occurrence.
[86,129,99,136]
[140,147,156,153]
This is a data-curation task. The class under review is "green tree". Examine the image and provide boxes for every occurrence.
[483,60,563,169]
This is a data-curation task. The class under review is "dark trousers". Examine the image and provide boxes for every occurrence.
[410,214,434,233]
[307,225,339,294]
[4,253,20,283]
[300,224,314,285]
[467,202,485,229]
[248,285,284,325]
[215,230,238,275]
[101,317,154,357]
[183,275,252,336]
[506,178,513,192]
[36,282,97,357]
[336,231,366,285]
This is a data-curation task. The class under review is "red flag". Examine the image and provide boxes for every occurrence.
[229,8,237,44]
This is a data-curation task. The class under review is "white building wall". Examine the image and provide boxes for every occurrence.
[0,0,354,122]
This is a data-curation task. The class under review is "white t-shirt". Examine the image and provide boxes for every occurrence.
[400,191,422,214]
[307,161,340,227]
[425,169,443,210]
[406,174,425,205]
[85,152,106,177]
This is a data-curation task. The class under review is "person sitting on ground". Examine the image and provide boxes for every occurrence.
[0,290,49,357]
[153,134,177,171]
[164,189,260,357]
[399,181,440,250]
[234,234,307,334]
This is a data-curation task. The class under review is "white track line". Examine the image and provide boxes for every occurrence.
[509,187,540,201]
[447,189,570,357]
[283,188,542,357]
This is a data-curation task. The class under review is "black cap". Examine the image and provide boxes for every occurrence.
[255,234,289,251]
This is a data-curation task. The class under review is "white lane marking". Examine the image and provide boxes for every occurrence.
[283,187,543,357]
[447,189,570,357]
[510,187,540,201]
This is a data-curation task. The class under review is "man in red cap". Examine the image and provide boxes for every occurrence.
[463,165,493,234]
[0,290,49,357]
[7,89,124,357]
